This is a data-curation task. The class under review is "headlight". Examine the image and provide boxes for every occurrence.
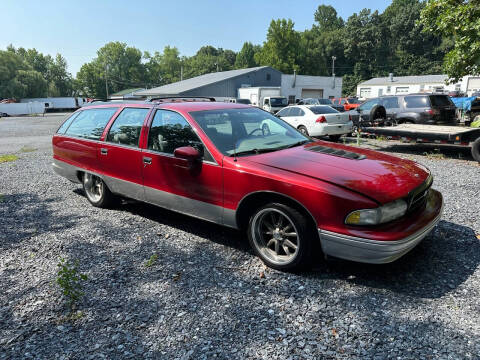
[345,199,408,225]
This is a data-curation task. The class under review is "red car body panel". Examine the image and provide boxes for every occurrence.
[52,101,443,264]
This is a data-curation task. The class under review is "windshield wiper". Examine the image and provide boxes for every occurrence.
[283,140,311,149]
[230,148,278,157]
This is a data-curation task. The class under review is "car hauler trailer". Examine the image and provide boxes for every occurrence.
[360,124,480,163]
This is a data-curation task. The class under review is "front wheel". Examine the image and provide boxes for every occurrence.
[83,173,117,208]
[248,203,313,271]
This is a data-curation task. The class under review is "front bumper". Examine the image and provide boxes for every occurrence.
[318,197,443,264]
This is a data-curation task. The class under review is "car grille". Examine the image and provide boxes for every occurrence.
[407,175,433,212]
[307,145,366,160]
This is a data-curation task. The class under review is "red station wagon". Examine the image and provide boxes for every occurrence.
[52,98,443,270]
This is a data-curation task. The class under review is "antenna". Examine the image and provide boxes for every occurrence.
[232,127,238,162]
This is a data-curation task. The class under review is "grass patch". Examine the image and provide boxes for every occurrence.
[423,149,446,160]
[145,253,158,268]
[19,146,36,153]
[0,154,19,163]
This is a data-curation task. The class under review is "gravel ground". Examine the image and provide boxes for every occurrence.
[1,115,480,359]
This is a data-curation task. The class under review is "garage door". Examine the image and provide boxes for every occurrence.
[301,89,323,98]
[467,77,480,91]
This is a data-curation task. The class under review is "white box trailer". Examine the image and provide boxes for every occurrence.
[20,97,85,110]
[0,101,45,116]
[238,87,287,113]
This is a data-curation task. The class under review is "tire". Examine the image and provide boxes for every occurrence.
[247,203,314,271]
[369,105,386,125]
[298,125,309,136]
[82,173,117,208]
[328,134,342,142]
[472,138,480,163]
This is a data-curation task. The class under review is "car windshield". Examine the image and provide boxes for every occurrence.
[309,106,339,114]
[236,98,251,104]
[347,98,360,104]
[190,107,310,157]
[270,97,288,106]
[318,99,332,105]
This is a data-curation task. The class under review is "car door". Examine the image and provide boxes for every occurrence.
[97,107,151,201]
[142,109,224,223]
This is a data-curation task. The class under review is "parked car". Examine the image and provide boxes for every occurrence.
[276,105,352,141]
[333,97,361,111]
[53,100,443,271]
[349,94,457,129]
[297,98,344,112]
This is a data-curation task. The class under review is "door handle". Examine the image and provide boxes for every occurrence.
[143,157,152,165]
[100,148,108,155]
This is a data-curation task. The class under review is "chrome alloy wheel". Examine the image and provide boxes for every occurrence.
[251,208,300,265]
[83,173,104,203]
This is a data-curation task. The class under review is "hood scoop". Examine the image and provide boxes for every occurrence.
[307,145,366,160]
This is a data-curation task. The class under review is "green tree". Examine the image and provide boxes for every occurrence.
[144,46,182,86]
[420,0,480,81]
[0,50,48,98]
[255,19,301,73]
[235,42,258,68]
[314,5,344,31]
[77,42,147,98]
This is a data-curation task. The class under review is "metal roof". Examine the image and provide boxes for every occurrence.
[136,66,276,96]
[109,88,145,97]
[359,75,448,86]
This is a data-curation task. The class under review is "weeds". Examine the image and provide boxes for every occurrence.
[145,253,158,268]
[0,154,18,163]
[423,149,445,160]
[19,146,36,153]
[56,258,87,309]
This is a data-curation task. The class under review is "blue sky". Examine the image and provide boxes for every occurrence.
[2,0,390,76]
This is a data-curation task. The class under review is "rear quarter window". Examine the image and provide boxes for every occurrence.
[429,95,453,107]
[64,107,118,140]
[404,96,429,108]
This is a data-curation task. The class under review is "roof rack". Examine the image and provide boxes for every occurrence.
[147,96,216,103]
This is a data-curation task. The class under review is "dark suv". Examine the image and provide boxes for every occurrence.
[350,94,457,127]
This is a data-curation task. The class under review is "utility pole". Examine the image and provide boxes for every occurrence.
[105,64,109,100]
[180,66,183,81]
[331,56,336,89]
[215,63,219,72]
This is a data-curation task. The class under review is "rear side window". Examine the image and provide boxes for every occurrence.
[429,95,453,107]
[309,106,339,114]
[64,108,118,140]
[289,107,301,116]
[404,96,429,108]
[106,108,150,147]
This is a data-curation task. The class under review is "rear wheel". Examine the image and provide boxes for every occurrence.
[298,125,309,136]
[471,138,480,163]
[83,173,116,208]
[248,203,313,271]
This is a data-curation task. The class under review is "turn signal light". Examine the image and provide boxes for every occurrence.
[316,116,327,123]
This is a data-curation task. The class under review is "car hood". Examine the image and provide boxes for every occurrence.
[243,141,429,204]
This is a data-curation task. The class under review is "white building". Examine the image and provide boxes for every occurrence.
[356,74,480,99]
[281,74,342,103]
